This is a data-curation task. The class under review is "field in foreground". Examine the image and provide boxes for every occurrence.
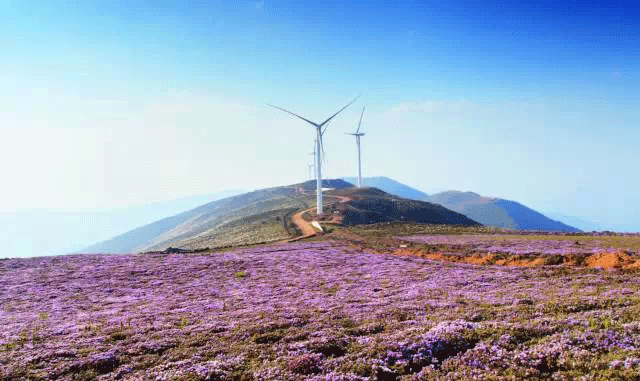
[3,239,640,380]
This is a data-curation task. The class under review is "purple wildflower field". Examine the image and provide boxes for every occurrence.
[3,240,640,380]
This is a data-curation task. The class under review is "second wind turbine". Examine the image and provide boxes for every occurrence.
[347,106,366,188]
[268,96,359,215]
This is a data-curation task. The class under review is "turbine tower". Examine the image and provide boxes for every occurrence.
[309,141,316,181]
[269,96,359,215]
[347,106,366,187]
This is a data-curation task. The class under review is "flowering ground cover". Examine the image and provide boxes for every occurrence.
[3,240,640,380]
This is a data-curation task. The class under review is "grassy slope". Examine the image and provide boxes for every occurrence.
[86,186,314,253]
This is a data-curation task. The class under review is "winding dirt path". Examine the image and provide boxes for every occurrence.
[288,208,318,242]
[286,190,353,242]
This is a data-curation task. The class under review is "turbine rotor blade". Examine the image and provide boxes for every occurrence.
[267,104,320,127]
[321,118,332,137]
[356,106,365,133]
[318,94,360,127]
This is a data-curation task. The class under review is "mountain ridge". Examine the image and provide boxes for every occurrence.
[343,177,580,232]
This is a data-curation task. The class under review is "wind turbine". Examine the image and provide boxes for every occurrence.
[347,106,366,187]
[268,96,359,215]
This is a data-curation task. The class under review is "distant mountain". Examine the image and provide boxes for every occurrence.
[428,191,487,206]
[543,212,607,232]
[427,191,580,232]
[342,176,429,201]
[343,177,580,232]
[1,190,243,258]
[301,179,353,191]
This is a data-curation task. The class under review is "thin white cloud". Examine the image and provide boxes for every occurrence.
[250,0,264,10]
[390,99,471,114]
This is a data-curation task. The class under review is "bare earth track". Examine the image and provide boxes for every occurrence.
[286,190,353,242]
[287,207,318,241]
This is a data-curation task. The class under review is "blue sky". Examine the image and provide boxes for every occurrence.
[2,0,640,241]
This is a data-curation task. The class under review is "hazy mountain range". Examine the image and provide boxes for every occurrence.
[0,190,243,258]
[343,177,580,232]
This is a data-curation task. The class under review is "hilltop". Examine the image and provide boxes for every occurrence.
[327,187,478,227]
[85,180,479,254]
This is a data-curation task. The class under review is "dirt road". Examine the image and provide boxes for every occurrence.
[286,190,353,242]
[290,208,318,237]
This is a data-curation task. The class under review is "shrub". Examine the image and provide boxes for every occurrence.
[288,353,322,375]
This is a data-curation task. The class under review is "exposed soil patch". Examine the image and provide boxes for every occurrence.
[495,257,545,267]
[393,248,640,270]
[584,251,636,269]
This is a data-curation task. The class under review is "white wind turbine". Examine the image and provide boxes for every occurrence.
[268,96,359,215]
[347,106,366,187]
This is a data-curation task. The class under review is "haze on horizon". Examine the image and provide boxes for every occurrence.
[2,0,640,255]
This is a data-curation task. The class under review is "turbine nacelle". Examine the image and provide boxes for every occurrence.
[268,95,360,162]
